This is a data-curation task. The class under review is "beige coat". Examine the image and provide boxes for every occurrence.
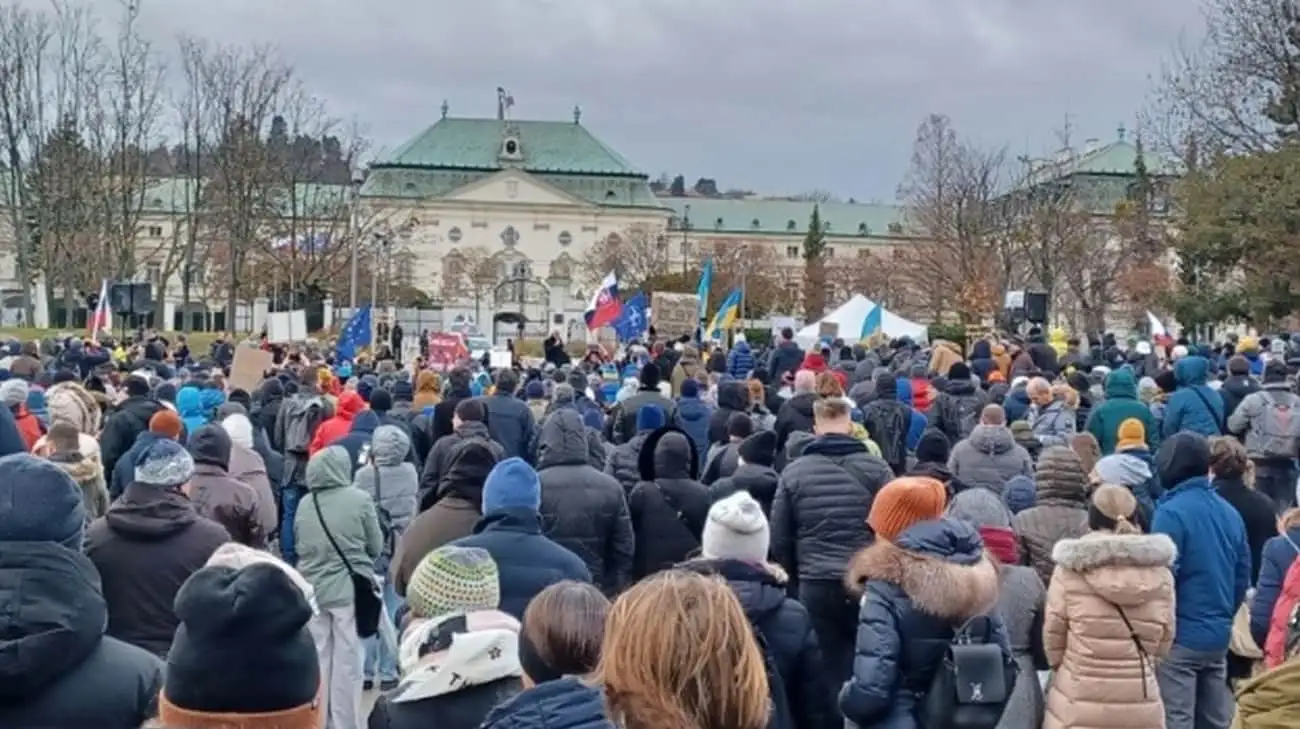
[1043,531,1177,729]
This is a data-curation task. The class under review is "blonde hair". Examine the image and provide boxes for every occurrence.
[598,571,769,729]
[1209,436,1250,480]
[1051,382,1079,409]
[815,371,843,398]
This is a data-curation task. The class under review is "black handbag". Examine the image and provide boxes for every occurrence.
[311,494,383,638]
[919,615,1018,729]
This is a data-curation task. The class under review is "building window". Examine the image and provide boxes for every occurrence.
[558,230,572,246]
[471,220,488,229]
[533,222,550,231]
[785,246,799,259]
[887,222,903,234]
[825,247,835,258]
[857,222,869,235]
[147,225,163,237]
[448,226,463,242]
[786,219,797,231]
[581,225,598,233]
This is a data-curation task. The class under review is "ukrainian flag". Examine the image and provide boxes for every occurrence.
[707,288,742,340]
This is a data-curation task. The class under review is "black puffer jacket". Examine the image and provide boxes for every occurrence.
[629,427,709,579]
[99,395,165,480]
[257,379,285,449]
[420,421,504,501]
[537,410,635,596]
[1220,374,1260,425]
[771,434,892,584]
[369,677,521,729]
[680,559,838,729]
[708,463,781,519]
[605,431,652,495]
[708,381,751,445]
[0,543,162,729]
[775,392,817,470]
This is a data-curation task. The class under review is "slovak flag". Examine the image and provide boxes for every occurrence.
[584,271,622,330]
[88,279,111,343]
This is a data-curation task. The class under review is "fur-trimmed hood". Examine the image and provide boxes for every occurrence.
[845,518,1000,620]
[1051,531,1177,606]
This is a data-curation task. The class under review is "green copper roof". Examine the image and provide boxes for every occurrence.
[1068,140,1179,177]
[360,167,667,210]
[140,178,347,218]
[658,198,915,238]
[375,118,644,177]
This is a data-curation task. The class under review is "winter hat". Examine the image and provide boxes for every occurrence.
[46,381,100,434]
[482,457,542,514]
[369,388,393,414]
[567,370,589,394]
[680,377,701,398]
[947,362,971,382]
[1117,418,1147,451]
[1228,355,1251,376]
[1265,359,1289,384]
[1009,420,1033,438]
[149,409,184,439]
[0,379,27,407]
[948,487,1012,529]
[408,546,501,620]
[1093,453,1152,487]
[160,560,321,728]
[154,381,178,404]
[124,374,151,398]
[0,454,86,550]
[525,380,546,399]
[1002,475,1037,515]
[867,477,947,542]
[188,424,233,470]
[392,379,413,402]
[639,362,662,389]
[636,404,665,433]
[1090,483,1139,526]
[220,413,255,450]
[738,430,777,468]
[215,402,247,421]
[204,542,316,614]
[135,438,196,488]
[1157,431,1211,488]
[915,429,951,465]
[701,491,770,564]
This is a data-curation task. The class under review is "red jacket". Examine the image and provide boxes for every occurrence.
[12,406,41,451]
[799,352,828,374]
[910,377,934,414]
[309,391,365,455]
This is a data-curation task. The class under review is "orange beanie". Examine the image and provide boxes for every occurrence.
[1117,418,1147,451]
[868,477,948,542]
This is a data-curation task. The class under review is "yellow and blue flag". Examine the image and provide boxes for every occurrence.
[860,305,882,341]
[707,288,742,340]
[696,256,713,323]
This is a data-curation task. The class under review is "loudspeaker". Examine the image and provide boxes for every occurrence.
[1024,292,1048,324]
[109,282,154,315]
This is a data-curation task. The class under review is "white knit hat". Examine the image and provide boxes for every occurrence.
[702,492,770,564]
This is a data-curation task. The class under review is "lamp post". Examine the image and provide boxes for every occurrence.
[726,243,749,331]
[680,203,691,276]
[347,170,364,311]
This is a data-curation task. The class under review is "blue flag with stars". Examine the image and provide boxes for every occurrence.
[336,305,372,361]
[612,292,648,343]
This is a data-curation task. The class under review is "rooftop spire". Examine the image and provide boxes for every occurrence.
[440,100,449,120]
[573,105,582,124]
[1117,122,1127,142]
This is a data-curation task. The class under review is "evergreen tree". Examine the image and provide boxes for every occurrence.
[802,205,827,320]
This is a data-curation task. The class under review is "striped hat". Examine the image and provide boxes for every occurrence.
[408,546,500,620]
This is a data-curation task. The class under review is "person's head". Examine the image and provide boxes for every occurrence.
[408,546,501,620]
[867,476,947,542]
[639,362,662,391]
[1027,377,1052,406]
[1157,431,1213,487]
[1088,483,1142,535]
[519,581,610,686]
[44,420,81,456]
[979,404,1006,427]
[1228,355,1251,376]
[781,326,794,342]
[482,457,542,515]
[453,397,487,430]
[701,491,770,563]
[815,371,844,399]
[495,368,519,396]
[637,404,666,434]
[135,438,196,492]
[1265,359,1289,385]
[188,424,233,471]
[813,397,852,436]
[147,410,181,444]
[0,453,87,551]
[792,369,816,394]
[746,379,765,407]
[726,411,753,442]
[448,366,472,394]
[1116,417,1147,451]
[1069,432,1103,476]
[1209,436,1250,482]
[598,570,769,729]
[737,430,776,468]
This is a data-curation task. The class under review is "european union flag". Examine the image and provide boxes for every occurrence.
[612,292,649,342]
[860,304,882,341]
[336,305,372,360]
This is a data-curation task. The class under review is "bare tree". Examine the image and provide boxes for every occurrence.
[578,223,672,291]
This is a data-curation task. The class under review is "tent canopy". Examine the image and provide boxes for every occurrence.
[795,295,927,347]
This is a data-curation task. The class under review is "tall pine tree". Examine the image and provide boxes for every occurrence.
[802,205,827,320]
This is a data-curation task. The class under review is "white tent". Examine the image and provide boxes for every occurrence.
[795,295,927,346]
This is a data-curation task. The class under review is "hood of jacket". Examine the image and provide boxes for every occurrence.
[1051,531,1177,606]
[537,410,591,469]
[457,420,491,441]
[335,391,364,420]
[786,391,817,418]
[48,450,104,486]
[483,676,607,729]
[966,424,1016,456]
[637,426,698,481]
[1093,452,1152,488]
[734,340,751,355]
[679,558,789,623]
[0,543,108,699]
[1034,446,1090,504]
[305,445,352,491]
[675,396,711,425]
[350,408,380,436]
[105,482,201,540]
[1223,374,1259,399]
[176,386,204,418]
[947,378,977,397]
[846,518,1000,620]
[895,377,914,406]
[439,440,499,504]
[1175,355,1211,387]
[874,372,899,401]
[370,424,410,467]
[115,394,162,427]
[258,379,284,406]
[717,381,749,411]
[1104,368,1139,400]
[971,340,992,361]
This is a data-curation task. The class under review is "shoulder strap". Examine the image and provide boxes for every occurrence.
[1284,532,1300,555]
[1191,387,1225,434]
[312,493,359,577]
[373,462,383,504]
[655,483,704,538]
[1108,600,1151,698]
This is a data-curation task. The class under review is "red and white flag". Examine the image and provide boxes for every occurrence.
[88,279,110,343]
[584,271,621,330]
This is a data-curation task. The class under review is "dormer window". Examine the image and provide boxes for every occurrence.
[500,135,522,161]
[857,222,869,235]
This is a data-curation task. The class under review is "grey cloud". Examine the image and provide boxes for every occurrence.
[105,0,1199,199]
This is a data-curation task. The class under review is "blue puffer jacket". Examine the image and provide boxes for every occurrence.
[480,676,613,729]
[1162,356,1225,438]
[840,519,1010,729]
[1152,468,1250,652]
[895,379,928,452]
[674,395,713,474]
[1250,524,1300,646]
[176,387,207,438]
[728,341,756,379]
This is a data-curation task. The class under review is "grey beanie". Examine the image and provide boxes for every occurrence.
[947,487,1012,529]
[0,379,28,407]
[135,439,197,488]
[701,491,770,563]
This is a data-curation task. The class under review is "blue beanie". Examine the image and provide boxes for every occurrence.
[482,457,541,515]
[1002,475,1037,515]
[680,378,700,398]
[636,404,665,433]
[0,454,86,550]
[582,407,604,431]
[525,380,546,399]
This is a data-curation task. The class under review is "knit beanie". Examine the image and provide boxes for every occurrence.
[135,439,196,488]
[1116,418,1146,451]
[1002,475,1037,515]
[582,407,604,432]
[525,380,546,399]
[1265,359,1289,384]
[124,374,151,398]
[701,491,770,564]
[161,559,321,728]
[868,477,947,542]
[947,487,1012,528]
[636,404,665,433]
[1090,483,1138,527]
[0,454,86,550]
[0,379,27,407]
[408,546,500,620]
[737,430,777,468]
[680,378,700,398]
[149,409,184,439]
[948,362,971,382]
[640,362,662,389]
[915,429,951,465]
[369,389,393,415]
[481,457,542,515]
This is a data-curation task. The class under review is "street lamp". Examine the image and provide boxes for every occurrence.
[347,169,365,311]
[680,203,691,276]
[726,244,750,330]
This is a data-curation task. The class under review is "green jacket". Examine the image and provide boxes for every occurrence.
[294,446,383,609]
[1085,369,1160,456]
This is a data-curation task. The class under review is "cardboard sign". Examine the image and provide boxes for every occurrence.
[818,321,839,341]
[266,310,308,342]
[489,350,512,369]
[229,346,274,392]
[427,333,468,371]
[652,292,700,339]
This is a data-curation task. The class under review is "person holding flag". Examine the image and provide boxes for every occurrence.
[88,279,111,344]
[612,292,649,343]
[696,256,713,328]
[584,271,622,332]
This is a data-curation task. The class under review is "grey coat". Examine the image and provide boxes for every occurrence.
[1227,382,1300,460]
[947,425,1034,495]
[995,564,1046,729]
[1028,399,1076,449]
[353,425,419,576]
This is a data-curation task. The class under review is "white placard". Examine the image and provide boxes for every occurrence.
[267,310,308,342]
[489,350,512,369]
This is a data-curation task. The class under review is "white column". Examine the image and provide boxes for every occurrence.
[323,296,335,331]
[253,297,270,334]
[163,299,177,331]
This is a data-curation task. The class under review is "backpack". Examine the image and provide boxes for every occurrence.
[954,397,982,439]
[1255,391,1300,459]
[865,401,909,468]
[1264,534,1300,668]
[281,396,327,456]
[919,615,1018,729]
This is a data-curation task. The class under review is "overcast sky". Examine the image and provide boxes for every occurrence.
[113,0,1201,202]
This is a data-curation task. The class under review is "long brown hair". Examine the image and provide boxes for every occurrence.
[522,581,609,678]
[597,571,769,729]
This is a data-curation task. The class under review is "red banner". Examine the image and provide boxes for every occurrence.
[426,332,468,371]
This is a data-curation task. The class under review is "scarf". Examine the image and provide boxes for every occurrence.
[392,610,522,704]
[978,526,1019,565]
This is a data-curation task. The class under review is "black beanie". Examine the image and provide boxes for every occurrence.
[1156,432,1211,489]
[124,375,150,398]
[915,429,951,465]
[738,430,777,468]
[187,424,232,470]
[947,362,971,382]
[640,362,662,389]
[369,388,393,414]
[163,562,319,714]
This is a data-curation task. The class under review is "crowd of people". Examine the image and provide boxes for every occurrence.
[1,325,1300,729]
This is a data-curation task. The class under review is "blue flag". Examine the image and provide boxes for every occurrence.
[336,305,372,361]
[860,305,882,341]
[696,256,713,323]
[612,292,649,343]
